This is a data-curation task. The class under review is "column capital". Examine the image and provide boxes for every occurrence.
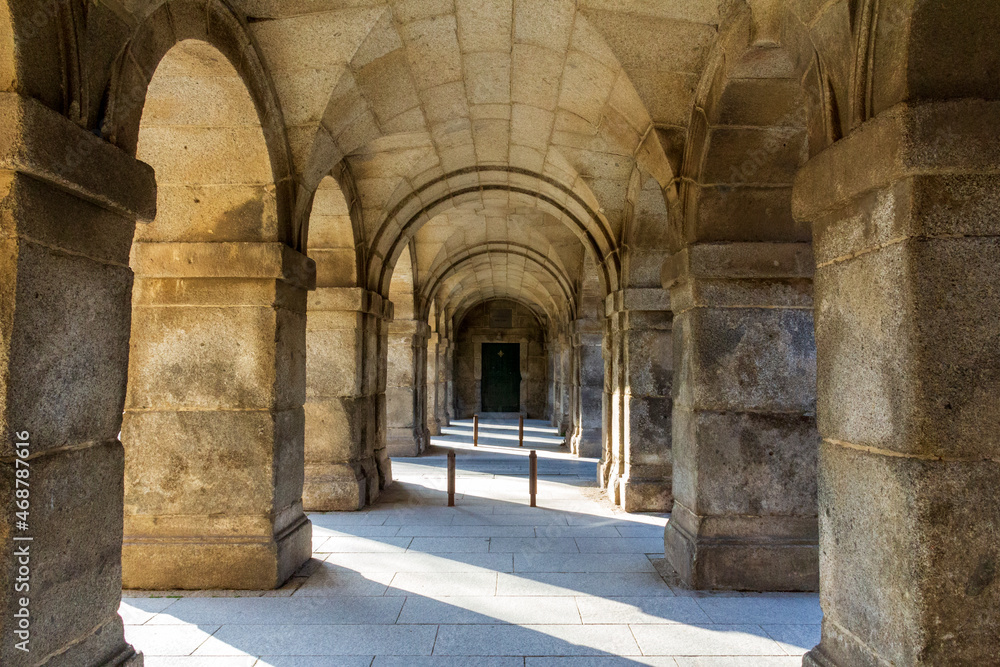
[604,288,671,317]
[389,318,431,339]
[308,287,392,318]
[793,99,1000,223]
[132,242,316,290]
[663,242,814,312]
[0,92,156,220]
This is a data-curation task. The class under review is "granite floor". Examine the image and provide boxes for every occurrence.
[123,419,820,666]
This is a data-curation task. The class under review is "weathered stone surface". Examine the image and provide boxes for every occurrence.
[123,244,312,590]
[665,243,819,592]
[797,100,1000,666]
[0,105,146,666]
[304,287,391,510]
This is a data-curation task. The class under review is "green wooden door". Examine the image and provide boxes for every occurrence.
[481,343,521,412]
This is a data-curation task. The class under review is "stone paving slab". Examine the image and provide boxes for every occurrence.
[694,595,824,624]
[396,595,581,624]
[514,553,657,573]
[575,537,664,553]
[193,624,439,656]
[125,625,220,656]
[432,624,642,656]
[761,624,822,655]
[407,537,492,552]
[496,572,676,597]
[143,658,258,666]
[386,572,499,597]
[324,551,514,573]
[124,425,821,664]
[256,659,375,667]
[395,524,537,537]
[489,537,580,553]
[629,624,790,656]
[145,597,404,625]
[575,597,711,625]
[374,659,522,667]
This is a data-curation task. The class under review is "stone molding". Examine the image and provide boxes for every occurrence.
[131,241,317,290]
[308,286,393,319]
[793,100,1000,222]
[0,93,156,221]
[604,287,671,316]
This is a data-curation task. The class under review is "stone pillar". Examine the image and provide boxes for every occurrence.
[559,335,572,436]
[0,95,153,666]
[304,287,392,510]
[570,319,603,458]
[426,331,442,436]
[386,318,430,457]
[795,100,1000,666]
[604,289,674,511]
[663,242,818,591]
[443,335,456,424]
[548,336,560,427]
[123,242,314,590]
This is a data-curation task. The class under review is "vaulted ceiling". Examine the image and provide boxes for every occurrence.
[243,1,721,326]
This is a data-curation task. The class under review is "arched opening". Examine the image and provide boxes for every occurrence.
[454,299,549,420]
[121,39,311,590]
[385,244,429,456]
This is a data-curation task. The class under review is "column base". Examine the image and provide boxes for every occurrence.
[802,646,837,667]
[572,428,602,458]
[122,514,311,590]
[36,616,142,667]
[620,477,673,512]
[303,461,374,511]
[800,620,880,667]
[664,503,818,591]
[386,429,427,457]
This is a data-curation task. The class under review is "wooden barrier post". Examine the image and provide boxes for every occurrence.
[519,415,524,447]
[473,415,479,447]
[447,450,456,507]
[529,450,537,508]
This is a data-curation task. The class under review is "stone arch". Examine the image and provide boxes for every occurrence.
[0,0,82,113]
[121,38,313,591]
[388,242,417,320]
[677,11,819,251]
[420,244,576,322]
[855,1,1000,126]
[428,252,570,326]
[102,0,299,248]
[369,168,622,298]
[385,243,429,456]
[308,172,363,288]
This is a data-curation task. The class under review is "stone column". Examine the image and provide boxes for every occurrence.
[559,335,572,436]
[386,318,430,457]
[426,330,442,436]
[663,242,818,591]
[123,242,314,590]
[304,287,392,510]
[0,95,153,666]
[548,336,560,427]
[604,289,674,511]
[444,334,456,425]
[795,100,1000,666]
[570,319,603,458]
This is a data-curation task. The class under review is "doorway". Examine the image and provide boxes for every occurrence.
[481,343,521,412]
